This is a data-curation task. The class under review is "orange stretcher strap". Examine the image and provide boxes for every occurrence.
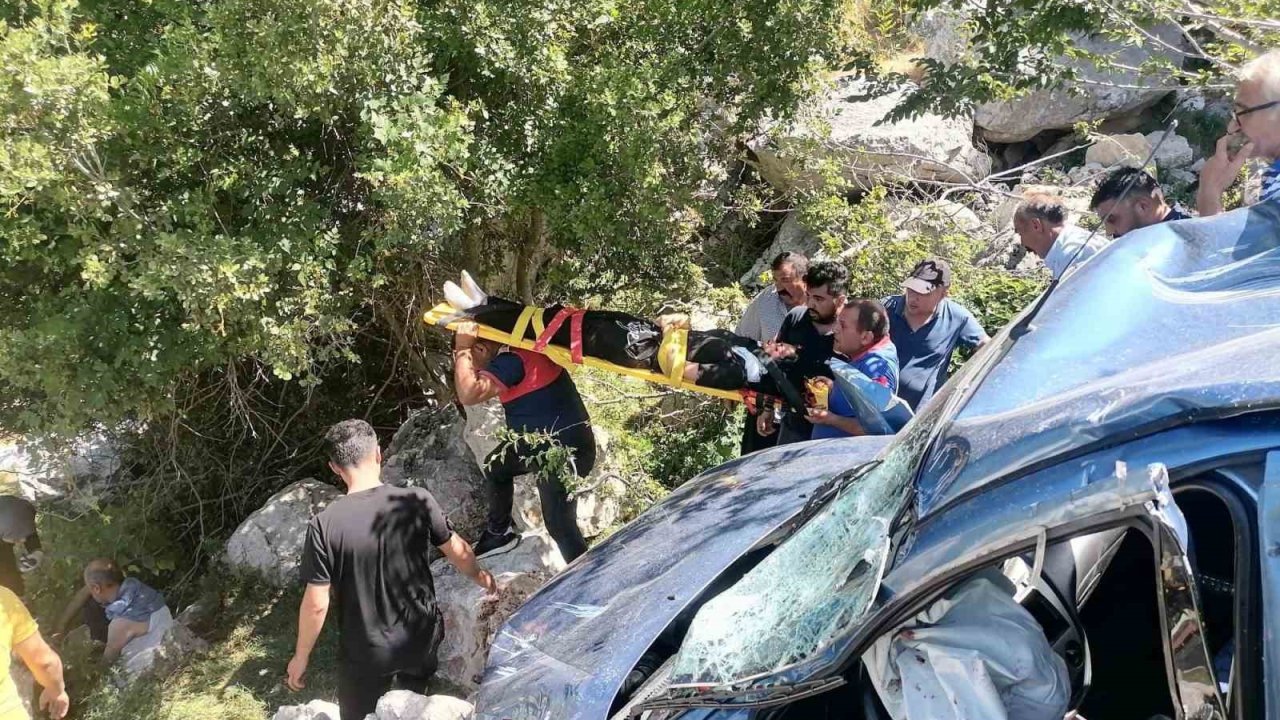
[532,307,586,365]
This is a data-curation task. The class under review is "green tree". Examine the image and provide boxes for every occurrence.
[0,0,849,436]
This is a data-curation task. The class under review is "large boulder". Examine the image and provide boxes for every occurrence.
[370,691,474,720]
[1084,133,1152,168]
[383,406,487,543]
[271,700,341,720]
[974,28,1184,143]
[752,79,991,193]
[225,479,339,585]
[433,532,565,690]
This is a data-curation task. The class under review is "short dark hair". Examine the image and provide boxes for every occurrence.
[323,419,379,468]
[1090,167,1163,210]
[84,558,124,587]
[804,260,848,297]
[1015,194,1068,225]
[771,251,809,276]
[847,299,889,342]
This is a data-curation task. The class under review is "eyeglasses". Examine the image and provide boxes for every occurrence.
[1233,99,1280,124]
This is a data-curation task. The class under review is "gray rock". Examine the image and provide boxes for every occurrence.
[225,479,339,585]
[0,430,123,503]
[739,212,826,289]
[383,406,487,544]
[1067,163,1108,186]
[889,199,989,238]
[370,690,474,720]
[1144,130,1195,168]
[115,619,209,686]
[916,8,970,65]
[272,700,342,720]
[975,27,1184,143]
[1084,133,1153,168]
[433,532,565,690]
[753,79,990,193]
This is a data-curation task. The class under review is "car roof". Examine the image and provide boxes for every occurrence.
[914,199,1280,517]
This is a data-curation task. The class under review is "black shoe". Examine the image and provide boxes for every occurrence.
[474,528,520,559]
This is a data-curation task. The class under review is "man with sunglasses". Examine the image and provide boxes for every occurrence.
[1197,50,1280,216]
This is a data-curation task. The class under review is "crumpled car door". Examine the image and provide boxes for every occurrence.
[1260,452,1280,719]
[1147,476,1228,719]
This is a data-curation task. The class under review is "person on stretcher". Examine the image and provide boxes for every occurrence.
[442,272,779,394]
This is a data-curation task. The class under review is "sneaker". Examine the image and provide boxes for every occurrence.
[474,527,520,558]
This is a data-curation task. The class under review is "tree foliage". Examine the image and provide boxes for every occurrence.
[0,0,848,436]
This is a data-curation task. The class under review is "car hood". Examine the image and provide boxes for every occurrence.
[472,436,890,720]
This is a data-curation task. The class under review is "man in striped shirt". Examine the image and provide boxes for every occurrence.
[735,252,808,454]
[1198,49,1280,216]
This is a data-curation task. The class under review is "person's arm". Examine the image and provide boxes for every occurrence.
[286,584,330,691]
[102,617,148,663]
[958,308,989,351]
[53,586,93,639]
[453,322,503,406]
[438,533,498,594]
[1197,134,1255,217]
[807,408,866,436]
[14,632,69,719]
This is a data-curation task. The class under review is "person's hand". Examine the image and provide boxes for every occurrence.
[756,411,776,437]
[455,322,480,350]
[1197,133,1255,215]
[39,686,69,720]
[807,408,834,425]
[763,341,797,360]
[478,570,500,598]
[285,654,308,692]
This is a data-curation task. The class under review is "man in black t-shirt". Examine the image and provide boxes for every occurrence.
[286,419,497,720]
[758,261,847,445]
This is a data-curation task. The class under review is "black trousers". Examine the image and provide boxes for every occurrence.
[338,664,431,720]
[484,424,595,563]
[739,410,776,455]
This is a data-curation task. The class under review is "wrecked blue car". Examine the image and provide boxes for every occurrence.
[475,199,1280,720]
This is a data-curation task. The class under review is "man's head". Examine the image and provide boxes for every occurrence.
[1233,50,1280,160]
[803,261,848,325]
[900,257,952,320]
[1090,168,1171,238]
[771,251,809,309]
[1013,193,1070,258]
[834,299,889,358]
[323,419,381,485]
[84,558,125,604]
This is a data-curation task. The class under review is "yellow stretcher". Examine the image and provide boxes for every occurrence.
[423,303,750,403]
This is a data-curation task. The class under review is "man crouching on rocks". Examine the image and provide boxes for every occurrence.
[286,419,499,720]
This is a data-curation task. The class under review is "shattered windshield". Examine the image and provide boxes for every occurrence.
[667,415,935,686]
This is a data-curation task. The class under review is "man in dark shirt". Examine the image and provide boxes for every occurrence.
[758,260,847,445]
[286,419,497,720]
[453,322,596,563]
[884,258,988,411]
[1090,167,1190,239]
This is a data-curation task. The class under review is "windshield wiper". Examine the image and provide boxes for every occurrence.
[631,676,846,715]
[791,460,881,531]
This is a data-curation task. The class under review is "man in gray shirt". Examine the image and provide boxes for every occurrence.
[735,252,808,454]
[1013,193,1109,280]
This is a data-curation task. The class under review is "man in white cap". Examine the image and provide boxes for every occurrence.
[882,258,988,411]
[1198,49,1280,215]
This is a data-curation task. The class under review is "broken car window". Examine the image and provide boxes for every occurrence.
[668,416,934,686]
